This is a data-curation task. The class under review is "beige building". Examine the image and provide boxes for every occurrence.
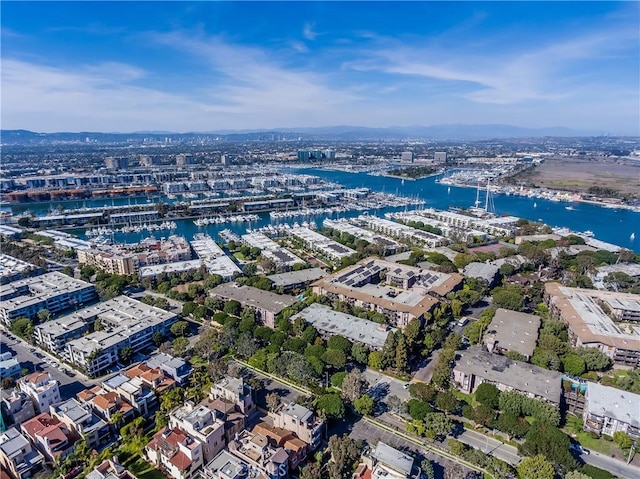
[271,402,324,450]
[545,283,640,366]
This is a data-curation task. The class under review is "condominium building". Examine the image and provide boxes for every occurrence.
[452,347,563,405]
[583,382,640,441]
[50,398,111,450]
[0,272,97,325]
[227,430,289,479]
[545,283,640,366]
[18,371,61,414]
[354,441,416,479]
[358,215,447,248]
[1,390,36,426]
[46,296,178,376]
[76,386,136,424]
[209,283,297,329]
[102,373,159,418]
[201,450,252,479]
[292,303,397,350]
[272,403,323,450]
[0,352,21,380]
[62,296,178,376]
[242,232,304,270]
[312,258,462,328]
[169,402,225,463]
[484,308,541,360]
[289,226,356,262]
[20,412,76,462]
[145,427,204,479]
[209,376,256,417]
[0,427,44,479]
[323,218,405,256]
[0,254,41,285]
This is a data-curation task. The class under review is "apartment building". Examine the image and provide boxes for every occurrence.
[271,403,323,451]
[227,430,289,479]
[209,283,297,329]
[289,226,355,262]
[18,371,61,414]
[145,427,204,479]
[484,308,541,361]
[583,382,640,441]
[1,390,36,426]
[62,296,177,376]
[452,347,563,405]
[545,283,640,366]
[0,427,44,479]
[20,412,76,462]
[0,352,21,380]
[242,232,304,270]
[358,215,447,248]
[102,372,160,418]
[0,272,97,325]
[76,386,136,424]
[323,218,405,256]
[209,376,256,417]
[0,254,41,285]
[50,398,111,450]
[201,450,252,479]
[169,402,225,463]
[312,258,462,328]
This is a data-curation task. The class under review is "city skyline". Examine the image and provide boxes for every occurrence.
[2,1,639,134]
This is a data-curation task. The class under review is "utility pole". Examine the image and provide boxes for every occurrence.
[627,443,635,464]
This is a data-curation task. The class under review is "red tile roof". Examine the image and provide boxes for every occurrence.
[169,450,193,470]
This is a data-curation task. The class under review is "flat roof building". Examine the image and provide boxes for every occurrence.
[292,303,397,350]
[0,255,41,285]
[583,382,640,441]
[242,232,304,270]
[59,296,177,376]
[210,283,297,328]
[267,268,328,292]
[545,283,640,366]
[484,308,541,360]
[452,347,563,404]
[290,226,356,262]
[0,427,44,479]
[0,272,97,326]
[323,218,405,256]
[312,258,462,328]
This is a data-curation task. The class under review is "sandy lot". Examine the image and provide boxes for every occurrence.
[513,157,640,197]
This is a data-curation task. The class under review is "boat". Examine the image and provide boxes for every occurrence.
[631,232,636,240]
[565,206,575,211]
[533,202,537,208]
[447,186,451,194]
[583,230,595,237]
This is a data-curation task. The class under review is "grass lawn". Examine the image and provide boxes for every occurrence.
[126,456,166,479]
[573,431,621,456]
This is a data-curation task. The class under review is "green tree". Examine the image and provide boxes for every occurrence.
[11,317,34,340]
[395,335,409,372]
[574,347,612,371]
[351,343,369,364]
[613,431,632,449]
[223,300,242,316]
[517,455,555,479]
[565,472,591,479]
[492,285,525,311]
[327,435,362,479]
[299,462,323,479]
[562,353,586,376]
[408,399,433,421]
[331,371,347,388]
[435,391,459,413]
[423,412,453,440]
[322,349,347,369]
[381,331,398,369]
[118,345,135,365]
[421,459,435,479]
[353,394,374,415]
[170,320,189,337]
[327,335,351,354]
[368,351,382,370]
[409,383,437,402]
[340,369,367,402]
[403,318,422,350]
[316,394,345,419]
[475,383,500,409]
[36,309,51,323]
[521,422,577,473]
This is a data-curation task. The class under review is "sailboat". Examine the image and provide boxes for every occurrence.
[401,178,405,186]
[631,232,636,240]
[447,186,451,194]
[533,202,537,208]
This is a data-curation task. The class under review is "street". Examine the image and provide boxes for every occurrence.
[1,332,97,398]
[350,418,474,478]
[582,450,640,479]
[457,429,522,466]
[361,367,411,403]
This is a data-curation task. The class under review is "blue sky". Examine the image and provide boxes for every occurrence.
[2,1,638,134]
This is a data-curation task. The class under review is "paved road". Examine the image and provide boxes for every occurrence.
[413,349,442,384]
[458,429,522,466]
[350,419,475,479]
[232,361,304,408]
[362,367,410,403]
[582,450,640,479]
[1,331,96,398]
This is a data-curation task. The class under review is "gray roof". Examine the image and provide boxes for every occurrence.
[0,427,29,457]
[485,308,541,358]
[210,282,297,314]
[267,268,328,287]
[292,303,396,350]
[204,450,249,478]
[146,352,187,371]
[281,402,313,423]
[454,347,563,403]
[463,262,500,282]
[586,382,640,429]
[372,441,414,476]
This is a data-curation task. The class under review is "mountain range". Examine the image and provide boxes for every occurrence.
[0,124,605,144]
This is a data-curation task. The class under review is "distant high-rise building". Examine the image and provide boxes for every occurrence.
[323,149,336,160]
[139,155,158,167]
[297,150,311,161]
[221,155,229,166]
[105,157,128,170]
[176,154,195,166]
[434,152,447,164]
[401,151,414,162]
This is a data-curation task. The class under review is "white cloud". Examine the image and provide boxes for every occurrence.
[303,23,317,41]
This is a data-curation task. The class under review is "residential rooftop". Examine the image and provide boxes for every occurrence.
[210,282,297,314]
[586,382,640,429]
[454,347,563,403]
[267,268,328,288]
[485,308,541,358]
[292,303,396,350]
